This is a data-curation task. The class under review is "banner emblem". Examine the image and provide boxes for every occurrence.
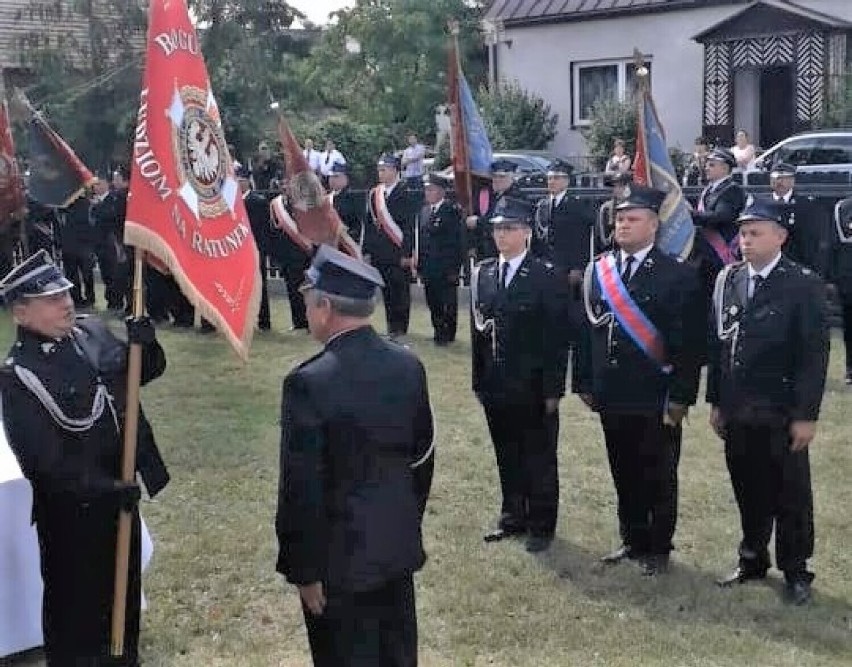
[168,85,236,220]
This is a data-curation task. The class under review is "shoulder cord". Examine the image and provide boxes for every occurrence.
[12,364,120,434]
[583,259,614,328]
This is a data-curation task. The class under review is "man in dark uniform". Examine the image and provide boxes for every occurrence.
[110,166,132,315]
[236,167,274,330]
[60,192,97,308]
[531,159,596,343]
[276,245,434,666]
[269,187,312,331]
[768,162,829,274]
[690,147,746,298]
[24,194,58,259]
[471,199,566,553]
[0,250,170,666]
[573,186,704,576]
[709,198,829,605]
[364,154,416,339]
[328,162,363,246]
[418,173,464,346]
[464,159,527,262]
[595,172,632,254]
[829,196,852,384]
[90,177,124,312]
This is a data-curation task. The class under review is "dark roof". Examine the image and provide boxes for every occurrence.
[693,0,851,41]
[484,0,751,27]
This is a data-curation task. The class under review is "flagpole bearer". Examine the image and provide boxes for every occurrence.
[111,251,146,656]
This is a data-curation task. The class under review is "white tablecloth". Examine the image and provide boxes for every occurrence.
[0,422,153,658]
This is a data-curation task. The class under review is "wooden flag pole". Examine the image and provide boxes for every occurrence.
[111,251,146,656]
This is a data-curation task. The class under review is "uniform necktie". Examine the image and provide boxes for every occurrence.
[621,255,635,282]
[499,262,509,290]
[749,274,764,299]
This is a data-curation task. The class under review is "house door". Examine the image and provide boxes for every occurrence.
[759,65,794,148]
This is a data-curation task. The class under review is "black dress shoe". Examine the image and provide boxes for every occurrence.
[525,535,553,553]
[483,525,526,543]
[716,566,767,587]
[784,579,812,606]
[641,554,670,577]
[600,545,635,564]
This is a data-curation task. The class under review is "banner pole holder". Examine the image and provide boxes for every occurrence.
[111,250,146,656]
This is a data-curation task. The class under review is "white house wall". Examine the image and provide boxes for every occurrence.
[494,0,847,156]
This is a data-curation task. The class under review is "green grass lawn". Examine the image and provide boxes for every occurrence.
[3,290,851,666]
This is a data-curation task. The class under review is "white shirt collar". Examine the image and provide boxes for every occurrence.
[551,189,568,207]
[620,243,654,268]
[708,176,729,189]
[773,190,793,203]
[431,199,444,212]
[748,253,782,281]
[498,251,527,285]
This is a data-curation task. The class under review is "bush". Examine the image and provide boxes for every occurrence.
[580,98,637,170]
[477,80,558,150]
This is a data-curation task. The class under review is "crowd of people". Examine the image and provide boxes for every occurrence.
[1,140,851,666]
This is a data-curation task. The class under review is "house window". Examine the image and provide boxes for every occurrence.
[572,59,652,126]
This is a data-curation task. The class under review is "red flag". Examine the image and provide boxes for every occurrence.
[448,33,473,216]
[124,0,260,360]
[0,97,24,227]
[276,117,361,258]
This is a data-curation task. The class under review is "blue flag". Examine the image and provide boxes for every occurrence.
[458,75,492,176]
[634,93,694,259]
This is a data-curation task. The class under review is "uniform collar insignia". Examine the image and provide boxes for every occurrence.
[643,256,654,268]
[518,267,529,277]
[40,342,56,355]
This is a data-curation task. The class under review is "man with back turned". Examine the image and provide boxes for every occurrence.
[275,245,434,666]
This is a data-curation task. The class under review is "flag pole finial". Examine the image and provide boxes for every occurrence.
[632,48,650,85]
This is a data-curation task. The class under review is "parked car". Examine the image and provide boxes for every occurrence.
[436,150,570,183]
[752,130,852,174]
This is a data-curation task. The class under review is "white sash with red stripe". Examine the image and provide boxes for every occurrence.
[372,185,404,247]
[270,195,312,253]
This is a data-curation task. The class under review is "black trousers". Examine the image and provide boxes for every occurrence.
[724,420,814,578]
[63,248,95,305]
[94,239,119,308]
[284,260,309,329]
[144,266,171,322]
[423,274,458,343]
[482,397,559,536]
[599,412,681,556]
[258,251,271,329]
[38,503,141,667]
[376,263,411,336]
[841,299,852,369]
[303,575,418,667]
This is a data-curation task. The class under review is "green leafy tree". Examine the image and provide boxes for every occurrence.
[477,80,558,150]
[580,98,637,170]
[820,67,852,128]
[298,0,486,148]
[191,0,315,155]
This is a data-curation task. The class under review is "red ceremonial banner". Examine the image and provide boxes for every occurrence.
[125,0,260,360]
[276,117,361,258]
[0,97,24,227]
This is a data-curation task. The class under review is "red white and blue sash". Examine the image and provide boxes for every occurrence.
[594,253,671,373]
[372,185,404,247]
